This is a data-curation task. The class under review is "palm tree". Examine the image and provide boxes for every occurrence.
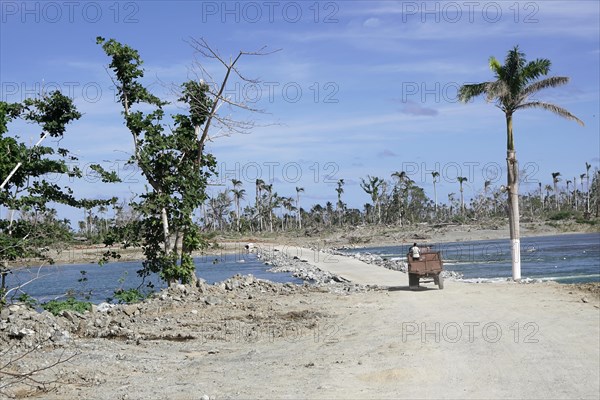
[573,176,578,210]
[335,179,345,226]
[282,196,296,230]
[295,187,304,229]
[544,184,553,207]
[586,162,592,213]
[459,46,583,280]
[457,177,468,214]
[552,172,561,209]
[360,176,384,224]
[580,173,586,211]
[255,179,264,231]
[392,171,413,225]
[566,179,572,207]
[263,184,274,232]
[231,179,245,232]
[432,171,440,214]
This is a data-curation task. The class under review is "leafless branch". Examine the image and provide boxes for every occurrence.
[186,37,281,147]
[0,340,80,395]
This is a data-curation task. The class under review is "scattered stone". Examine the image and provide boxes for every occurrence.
[205,296,222,306]
[97,302,113,313]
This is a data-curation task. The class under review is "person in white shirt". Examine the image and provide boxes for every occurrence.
[409,243,421,260]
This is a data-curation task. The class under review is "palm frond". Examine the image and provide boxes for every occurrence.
[458,82,489,103]
[484,81,509,103]
[522,59,551,83]
[516,101,584,126]
[489,56,503,77]
[522,76,569,97]
[504,46,526,82]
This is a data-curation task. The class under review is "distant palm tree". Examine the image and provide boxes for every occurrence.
[573,176,579,210]
[459,46,584,280]
[335,179,344,226]
[457,177,468,214]
[545,184,553,205]
[255,179,265,231]
[264,184,274,232]
[586,162,592,213]
[360,176,384,224]
[552,172,561,209]
[282,196,296,230]
[231,179,245,232]
[295,187,304,229]
[432,171,440,214]
[580,173,587,211]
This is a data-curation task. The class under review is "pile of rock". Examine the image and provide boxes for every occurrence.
[0,303,72,349]
[0,275,321,350]
[259,248,370,294]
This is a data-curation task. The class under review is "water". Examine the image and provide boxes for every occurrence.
[5,252,303,304]
[342,233,600,284]
[6,233,599,305]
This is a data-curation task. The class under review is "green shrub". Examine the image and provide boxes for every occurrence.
[575,217,597,225]
[548,211,573,221]
[42,297,91,316]
[17,293,38,308]
[111,288,145,304]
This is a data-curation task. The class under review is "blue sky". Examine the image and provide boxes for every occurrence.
[1,1,599,222]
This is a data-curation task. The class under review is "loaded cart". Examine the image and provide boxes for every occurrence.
[407,250,444,290]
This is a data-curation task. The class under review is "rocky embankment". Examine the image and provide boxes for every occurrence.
[1,276,317,351]
[1,247,381,354]
[259,247,372,293]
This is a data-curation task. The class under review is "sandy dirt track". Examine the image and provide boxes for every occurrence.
[14,247,596,400]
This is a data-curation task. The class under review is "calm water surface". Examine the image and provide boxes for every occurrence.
[7,252,302,304]
[7,233,599,304]
[343,232,600,283]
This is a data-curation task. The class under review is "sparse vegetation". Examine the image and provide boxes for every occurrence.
[41,297,91,316]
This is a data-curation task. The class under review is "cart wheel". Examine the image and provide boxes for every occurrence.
[438,275,444,290]
[409,273,419,289]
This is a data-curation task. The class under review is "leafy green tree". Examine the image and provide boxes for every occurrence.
[98,37,272,283]
[459,46,583,280]
[98,37,217,284]
[1,92,118,303]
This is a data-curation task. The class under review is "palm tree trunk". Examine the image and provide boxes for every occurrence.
[507,151,521,280]
[433,181,438,215]
[506,114,521,281]
[586,173,591,213]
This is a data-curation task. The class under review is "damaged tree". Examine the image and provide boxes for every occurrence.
[98,37,276,284]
